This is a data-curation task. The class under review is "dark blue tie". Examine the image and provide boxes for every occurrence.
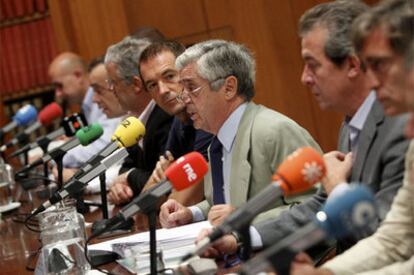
[210,137,225,204]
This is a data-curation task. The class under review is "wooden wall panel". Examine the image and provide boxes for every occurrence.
[123,0,207,39]
[48,0,383,152]
[49,0,129,61]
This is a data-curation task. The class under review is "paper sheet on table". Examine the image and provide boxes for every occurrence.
[89,220,212,252]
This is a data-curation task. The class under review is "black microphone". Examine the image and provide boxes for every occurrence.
[16,123,103,175]
[10,113,88,158]
[31,147,129,216]
[91,152,208,238]
[240,184,377,275]
[0,103,63,152]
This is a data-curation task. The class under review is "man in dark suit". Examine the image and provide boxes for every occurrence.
[202,0,410,260]
[104,36,173,205]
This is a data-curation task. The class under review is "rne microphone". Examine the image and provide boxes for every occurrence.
[0,103,63,152]
[10,113,88,158]
[91,151,208,238]
[241,184,377,275]
[190,147,325,258]
[72,116,145,178]
[17,123,103,174]
[30,147,129,216]
[0,104,37,139]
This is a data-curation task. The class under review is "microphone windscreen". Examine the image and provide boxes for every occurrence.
[111,116,145,148]
[61,113,88,136]
[165,152,208,191]
[14,104,38,126]
[318,183,377,239]
[273,147,325,195]
[38,102,63,125]
[75,123,104,146]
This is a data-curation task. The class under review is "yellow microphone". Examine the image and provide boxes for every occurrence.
[73,116,145,177]
[111,116,146,148]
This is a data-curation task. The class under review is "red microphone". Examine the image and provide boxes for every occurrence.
[38,102,63,126]
[94,152,208,237]
[165,151,209,191]
[191,146,325,257]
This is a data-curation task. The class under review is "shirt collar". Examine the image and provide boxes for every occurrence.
[346,91,376,132]
[216,103,248,153]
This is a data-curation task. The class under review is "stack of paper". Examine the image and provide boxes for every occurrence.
[89,221,212,274]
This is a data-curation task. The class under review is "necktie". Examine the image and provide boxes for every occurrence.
[210,137,225,204]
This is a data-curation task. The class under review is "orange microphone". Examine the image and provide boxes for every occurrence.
[274,146,325,195]
[189,146,325,258]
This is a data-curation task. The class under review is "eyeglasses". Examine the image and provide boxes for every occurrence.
[105,78,126,90]
[91,83,111,95]
[176,76,227,103]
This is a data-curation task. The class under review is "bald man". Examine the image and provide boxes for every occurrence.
[48,52,121,173]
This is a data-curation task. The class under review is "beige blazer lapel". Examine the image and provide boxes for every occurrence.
[229,102,259,206]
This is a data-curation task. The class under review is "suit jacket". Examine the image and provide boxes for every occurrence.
[119,105,173,196]
[195,102,321,222]
[322,141,414,275]
[255,100,410,254]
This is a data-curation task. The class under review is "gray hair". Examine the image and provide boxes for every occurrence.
[352,0,414,70]
[299,0,369,67]
[176,39,256,101]
[105,36,151,84]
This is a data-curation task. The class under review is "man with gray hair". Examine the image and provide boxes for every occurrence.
[104,36,173,204]
[202,0,410,263]
[159,39,321,230]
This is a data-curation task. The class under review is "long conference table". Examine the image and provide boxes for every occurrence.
[0,185,236,275]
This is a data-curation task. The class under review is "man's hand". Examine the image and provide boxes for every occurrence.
[107,172,133,205]
[151,151,174,183]
[195,228,238,258]
[52,167,78,183]
[144,151,175,192]
[321,151,353,195]
[208,204,235,226]
[159,199,193,228]
[290,253,334,275]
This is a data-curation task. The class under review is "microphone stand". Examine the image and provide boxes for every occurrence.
[99,173,109,219]
[238,226,252,261]
[143,205,158,275]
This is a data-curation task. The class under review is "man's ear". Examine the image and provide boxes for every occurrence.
[133,75,143,93]
[347,55,362,79]
[224,76,238,100]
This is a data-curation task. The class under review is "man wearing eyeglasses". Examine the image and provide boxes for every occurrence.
[159,40,321,229]
[104,36,174,205]
[48,52,121,173]
[89,56,125,119]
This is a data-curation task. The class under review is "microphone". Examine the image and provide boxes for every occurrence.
[91,151,209,237]
[17,123,104,174]
[72,116,145,178]
[0,104,37,139]
[31,147,130,216]
[10,113,88,158]
[240,184,377,275]
[1,103,63,152]
[191,147,326,257]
